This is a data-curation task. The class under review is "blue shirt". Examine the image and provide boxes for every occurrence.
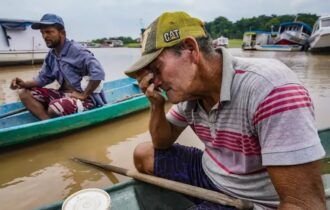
[35,39,107,106]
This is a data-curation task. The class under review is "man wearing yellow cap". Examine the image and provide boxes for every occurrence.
[125,11,326,209]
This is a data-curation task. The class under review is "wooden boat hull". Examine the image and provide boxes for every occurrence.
[0,77,149,148]
[0,50,47,66]
[36,179,194,210]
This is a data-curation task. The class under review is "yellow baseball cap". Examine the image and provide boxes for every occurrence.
[124,11,207,78]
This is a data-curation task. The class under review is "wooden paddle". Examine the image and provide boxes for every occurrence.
[0,107,27,119]
[72,157,253,210]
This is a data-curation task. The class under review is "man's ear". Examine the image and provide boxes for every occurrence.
[182,37,200,63]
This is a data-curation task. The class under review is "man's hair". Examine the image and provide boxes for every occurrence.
[169,35,216,56]
[54,23,65,31]
[39,23,65,31]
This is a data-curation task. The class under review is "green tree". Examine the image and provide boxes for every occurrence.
[205,16,233,38]
[205,13,318,39]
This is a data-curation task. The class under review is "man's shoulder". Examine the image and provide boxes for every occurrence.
[68,40,87,51]
[64,40,94,59]
[233,57,299,87]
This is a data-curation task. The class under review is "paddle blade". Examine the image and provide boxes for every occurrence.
[71,157,128,176]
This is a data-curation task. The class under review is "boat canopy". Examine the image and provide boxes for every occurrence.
[279,22,312,33]
[0,19,39,47]
[0,19,35,30]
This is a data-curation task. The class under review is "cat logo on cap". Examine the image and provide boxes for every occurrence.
[163,29,180,42]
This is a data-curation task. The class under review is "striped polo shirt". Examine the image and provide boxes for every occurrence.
[166,47,325,209]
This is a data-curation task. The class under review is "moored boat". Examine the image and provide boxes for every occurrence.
[274,22,312,48]
[0,18,48,65]
[212,36,229,48]
[0,77,149,148]
[242,31,276,50]
[255,44,302,51]
[308,15,330,52]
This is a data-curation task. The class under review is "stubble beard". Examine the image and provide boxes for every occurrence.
[46,39,61,49]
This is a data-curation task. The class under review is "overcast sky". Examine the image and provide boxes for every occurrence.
[1,0,329,41]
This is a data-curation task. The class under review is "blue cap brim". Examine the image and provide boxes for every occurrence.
[31,22,60,29]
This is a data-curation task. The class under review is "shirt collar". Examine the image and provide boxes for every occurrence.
[217,47,235,102]
[50,38,70,57]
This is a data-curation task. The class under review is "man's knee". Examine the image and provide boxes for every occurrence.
[48,98,75,117]
[133,142,155,174]
[17,89,31,101]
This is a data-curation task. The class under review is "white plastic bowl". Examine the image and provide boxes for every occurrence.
[62,188,111,210]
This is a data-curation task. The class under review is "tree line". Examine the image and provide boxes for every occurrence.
[91,13,319,43]
[92,36,138,44]
[205,13,319,39]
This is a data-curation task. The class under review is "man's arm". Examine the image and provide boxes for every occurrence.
[70,80,101,100]
[149,98,185,149]
[267,160,326,210]
[138,71,185,149]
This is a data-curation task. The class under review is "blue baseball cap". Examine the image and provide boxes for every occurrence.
[31,13,65,29]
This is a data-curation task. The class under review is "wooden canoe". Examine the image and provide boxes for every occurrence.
[0,77,149,148]
[35,128,330,210]
[319,128,330,158]
[36,179,195,210]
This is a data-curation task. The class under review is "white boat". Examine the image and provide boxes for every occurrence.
[274,22,312,47]
[242,31,277,50]
[309,15,330,52]
[212,36,229,48]
[255,44,302,51]
[0,18,48,66]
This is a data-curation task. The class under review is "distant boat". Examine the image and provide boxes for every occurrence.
[274,22,312,47]
[308,15,330,52]
[212,36,229,48]
[255,44,302,51]
[242,31,277,50]
[0,18,48,66]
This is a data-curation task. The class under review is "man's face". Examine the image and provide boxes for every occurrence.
[40,26,63,48]
[147,48,198,103]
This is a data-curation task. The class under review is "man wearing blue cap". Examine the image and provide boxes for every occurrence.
[10,14,106,120]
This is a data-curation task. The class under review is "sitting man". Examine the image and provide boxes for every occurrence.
[125,11,326,209]
[10,13,106,120]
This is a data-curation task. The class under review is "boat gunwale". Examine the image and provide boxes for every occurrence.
[0,94,146,133]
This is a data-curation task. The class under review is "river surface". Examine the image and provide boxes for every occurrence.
[0,48,329,210]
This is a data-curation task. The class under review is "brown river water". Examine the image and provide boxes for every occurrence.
[0,48,329,210]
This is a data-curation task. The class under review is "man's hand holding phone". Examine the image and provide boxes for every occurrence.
[136,71,165,107]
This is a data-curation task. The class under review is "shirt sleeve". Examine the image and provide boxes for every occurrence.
[166,104,189,128]
[34,55,56,87]
[253,84,325,166]
[80,49,105,81]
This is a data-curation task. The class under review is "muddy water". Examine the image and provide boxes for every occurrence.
[0,48,329,210]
